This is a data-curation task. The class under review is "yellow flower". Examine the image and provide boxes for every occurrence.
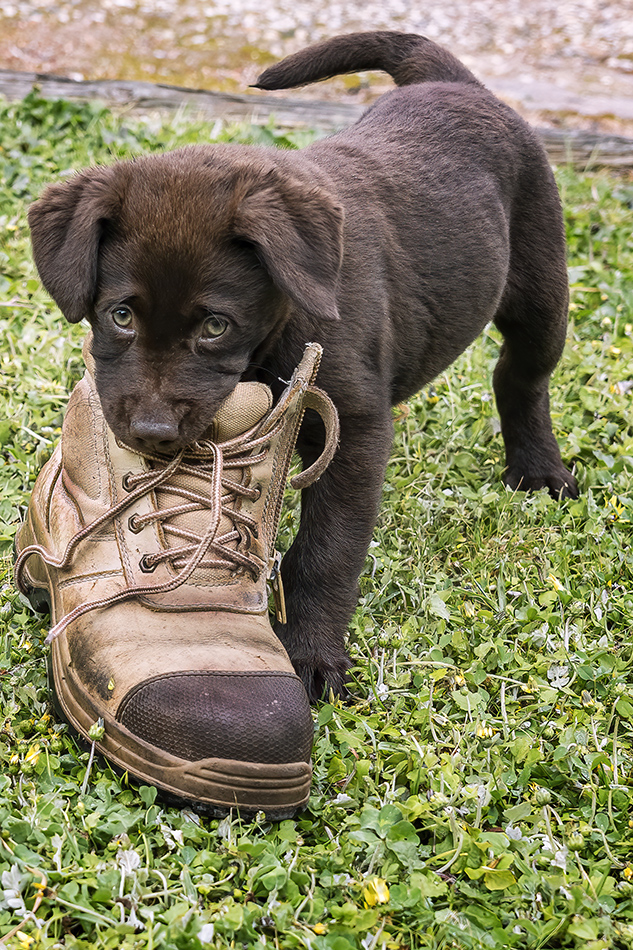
[312,923,328,934]
[476,722,496,738]
[606,495,624,519]
[24,744,41,766]
[623,866,633,881]
[15,933,34,948]
[363,877,390,907]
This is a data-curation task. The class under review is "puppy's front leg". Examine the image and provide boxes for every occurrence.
[276,412,394,701]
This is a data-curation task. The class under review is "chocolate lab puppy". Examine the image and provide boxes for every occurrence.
[27,32,578,700]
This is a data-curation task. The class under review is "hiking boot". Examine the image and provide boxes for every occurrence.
[15,338,339,817]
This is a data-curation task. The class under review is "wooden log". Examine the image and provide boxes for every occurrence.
[0,69,365,129]
[1,68,633,169]
[533,128,633,170]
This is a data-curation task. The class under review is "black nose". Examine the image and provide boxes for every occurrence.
[128,417,180,452]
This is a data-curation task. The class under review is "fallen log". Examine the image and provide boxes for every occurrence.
[1,68,632,169]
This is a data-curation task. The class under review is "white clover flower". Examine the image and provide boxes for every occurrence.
[126,904,144,931]
[160,822,185,849]
[476,785,491,807]
[199,923,215,944]
[1,865,27,915]
[117,849,141,875]
[547,665,571,689]
[331,873,354,885]
[551,848,568,871]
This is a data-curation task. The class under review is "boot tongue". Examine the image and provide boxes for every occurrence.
[210,382,273,441]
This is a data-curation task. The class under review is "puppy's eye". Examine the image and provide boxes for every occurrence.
[201,314,228,339]
[111,306,133,329]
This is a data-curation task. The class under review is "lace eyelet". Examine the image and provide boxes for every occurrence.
[252,484,262,500]
[128,514,143,534]
[122,473,134,491]
[139,554,157,573]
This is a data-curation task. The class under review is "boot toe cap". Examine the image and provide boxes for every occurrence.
[116,670,314,765]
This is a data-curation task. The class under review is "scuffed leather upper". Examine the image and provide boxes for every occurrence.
[15,339,337,775]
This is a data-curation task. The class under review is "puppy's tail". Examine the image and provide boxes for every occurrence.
[254,31,480,91]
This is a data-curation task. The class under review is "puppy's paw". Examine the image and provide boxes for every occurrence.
[504,466,579,501]
[291,652,352,703]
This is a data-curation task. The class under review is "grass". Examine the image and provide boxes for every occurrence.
[1,91,633,949]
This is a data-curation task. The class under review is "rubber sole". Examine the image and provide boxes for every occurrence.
[24,581,312,819]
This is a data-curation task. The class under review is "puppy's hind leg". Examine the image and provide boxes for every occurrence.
[492,183,578,500]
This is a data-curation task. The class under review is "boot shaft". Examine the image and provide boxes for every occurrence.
[16,338,339,621]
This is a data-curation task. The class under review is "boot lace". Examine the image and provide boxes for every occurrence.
[15,417,284,646]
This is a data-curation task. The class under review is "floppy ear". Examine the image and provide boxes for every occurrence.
[28,166,119,323]
[233,173,344,321]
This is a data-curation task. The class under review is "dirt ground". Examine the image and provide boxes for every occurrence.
[1,0,633,134]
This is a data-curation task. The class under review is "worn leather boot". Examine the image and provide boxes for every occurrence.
[15,339,338,817]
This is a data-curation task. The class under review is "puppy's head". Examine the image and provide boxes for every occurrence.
[28,146,344,452]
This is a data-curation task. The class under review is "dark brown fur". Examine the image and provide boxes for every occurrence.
[28,32,578,699]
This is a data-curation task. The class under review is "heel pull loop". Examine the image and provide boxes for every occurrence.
[260,342,340,490]
[289,385,340,490]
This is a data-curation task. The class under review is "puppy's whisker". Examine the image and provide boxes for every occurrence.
[245,361,291,386]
